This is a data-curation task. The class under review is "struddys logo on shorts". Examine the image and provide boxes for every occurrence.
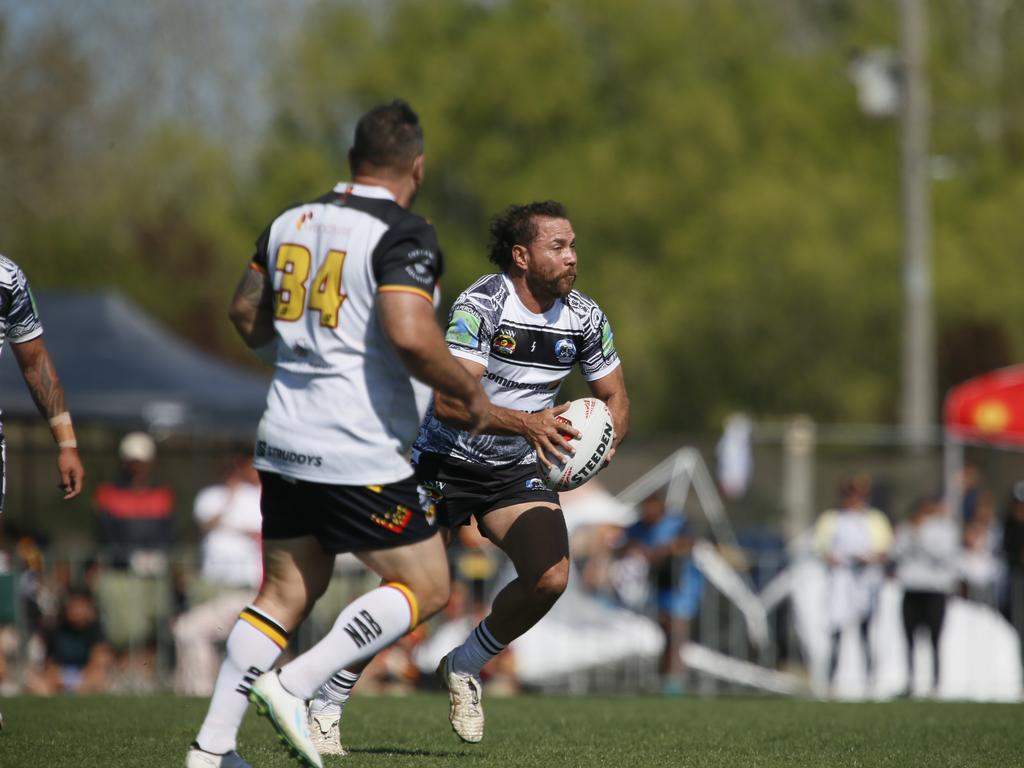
[255,440,323,468]
[524,477,547,491]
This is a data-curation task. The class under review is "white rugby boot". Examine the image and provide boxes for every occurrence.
[436,652,484,743]
[183,744,251,768]
[308,706,348,756]
[248,671,323,768]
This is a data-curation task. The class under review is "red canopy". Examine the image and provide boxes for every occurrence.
[945,365,1024,445]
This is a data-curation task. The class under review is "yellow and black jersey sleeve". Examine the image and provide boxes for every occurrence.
[372,216,443,303]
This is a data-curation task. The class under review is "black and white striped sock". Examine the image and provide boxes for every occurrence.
[310,669,361,716]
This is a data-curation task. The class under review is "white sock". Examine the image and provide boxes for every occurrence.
[195,606,288,754]
[278,583,416,700]
[310,669,361,716]
[450,619,505,677]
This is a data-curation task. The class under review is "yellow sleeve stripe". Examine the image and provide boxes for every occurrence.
[379,285,433,303]
[239,609,288,649]
[384,581,419,629]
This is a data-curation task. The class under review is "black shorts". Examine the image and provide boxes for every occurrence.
[901,590,947,638]
[259,471,438,554]
[413,452,559,529]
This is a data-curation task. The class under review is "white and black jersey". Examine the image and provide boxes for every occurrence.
[414,272,619,466]
[0,255,44,427]
[0,255,43,356]
[251,182,442,485]
[0,254,42,512]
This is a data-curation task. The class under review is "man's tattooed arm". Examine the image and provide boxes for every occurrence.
[11,337,67,419]
[228,265,275,348]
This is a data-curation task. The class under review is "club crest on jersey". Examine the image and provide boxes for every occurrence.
[554,338,576,363]
[493,328,517,355]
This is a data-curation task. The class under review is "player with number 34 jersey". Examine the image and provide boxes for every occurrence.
[251,183,443,485]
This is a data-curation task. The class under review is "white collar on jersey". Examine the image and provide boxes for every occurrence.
[332,182,397,201]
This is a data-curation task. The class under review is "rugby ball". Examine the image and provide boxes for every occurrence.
[539,397,615,491]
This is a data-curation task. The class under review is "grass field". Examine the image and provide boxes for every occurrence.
[0,693,1019,767]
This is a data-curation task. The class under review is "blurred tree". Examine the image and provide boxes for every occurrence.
[0,14,253,361]
[4,0,1024,433]
[260,0,908,430]
[0,19,96,258]
[938,318,1012,398]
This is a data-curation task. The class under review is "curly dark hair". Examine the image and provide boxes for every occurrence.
[349,98,423,174]
[487,201,569,270]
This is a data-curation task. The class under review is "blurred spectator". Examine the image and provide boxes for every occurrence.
[172,451,262,696]
[0,542,15,694]
[94,432,174,572]
[24,587,113,695]
[621,492,703,695]
[449,520,502,614]
[959,490,1002,605]
[1000,482,1024,639]
[93,432,174,686]
[815,474,892,690]
[892,495,958,697]
[575,522,629,604]
[12,529,49,638]
[958,461,984,523]
[716,413,753,500]
[357,623,427,695]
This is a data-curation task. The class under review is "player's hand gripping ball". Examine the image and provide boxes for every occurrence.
[539,397,615,491]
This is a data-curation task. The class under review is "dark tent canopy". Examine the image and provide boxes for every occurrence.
[0,292,269,429]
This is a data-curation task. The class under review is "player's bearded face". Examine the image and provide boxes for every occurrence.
[524,217,577,299]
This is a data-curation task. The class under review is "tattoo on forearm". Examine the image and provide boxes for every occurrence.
[230,267,275,346]
[239,268,272,311]
[24,354,66,418]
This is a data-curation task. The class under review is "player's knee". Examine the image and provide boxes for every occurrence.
[253,578,316,628]
[532,560,569,605]
[409,578,450,621]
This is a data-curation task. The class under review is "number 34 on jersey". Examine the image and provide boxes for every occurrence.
[273,244,347,328]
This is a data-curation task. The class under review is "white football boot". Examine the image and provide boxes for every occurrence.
[248,671,323,768]
[308,706,348,756]
[436,652,484,743]
[183,744,251,768]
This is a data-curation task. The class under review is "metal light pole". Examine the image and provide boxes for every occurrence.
[899,0,935,449]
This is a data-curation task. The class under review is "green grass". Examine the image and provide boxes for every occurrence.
[0,694,1019,767]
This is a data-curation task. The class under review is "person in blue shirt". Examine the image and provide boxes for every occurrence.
[624,492,703,694]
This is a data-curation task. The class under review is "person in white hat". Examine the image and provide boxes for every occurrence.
[92,430,174,680]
